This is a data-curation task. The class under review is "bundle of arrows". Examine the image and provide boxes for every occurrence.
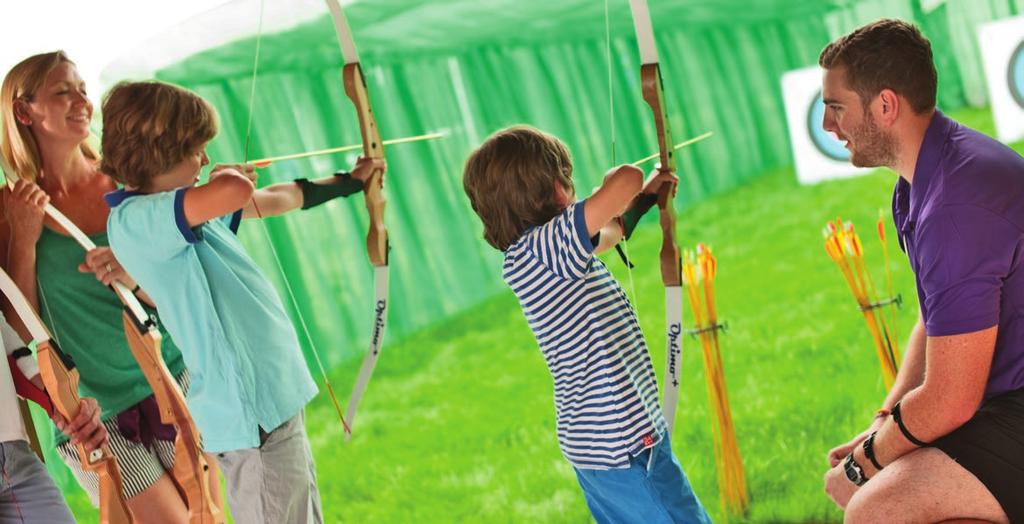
[822,214,902,390]
[681,244,747,517]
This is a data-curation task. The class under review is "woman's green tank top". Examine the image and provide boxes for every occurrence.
[35,227,186,441]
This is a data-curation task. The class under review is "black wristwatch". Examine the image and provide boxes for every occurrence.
[843,453,868,486]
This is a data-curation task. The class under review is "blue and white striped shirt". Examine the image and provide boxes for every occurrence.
[504,201,668,470]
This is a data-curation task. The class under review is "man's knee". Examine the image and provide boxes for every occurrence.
[844,480,897,524]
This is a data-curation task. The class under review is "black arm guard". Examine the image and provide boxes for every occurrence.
[297,171,364,210]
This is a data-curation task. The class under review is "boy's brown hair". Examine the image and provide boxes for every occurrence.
[100,81,218,189]
[463,126,574,251]
[819,18,937,114]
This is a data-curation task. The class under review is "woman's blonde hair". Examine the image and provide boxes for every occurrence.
[100,81,218,189]
[0,51,99,182]
[463,126,574,251]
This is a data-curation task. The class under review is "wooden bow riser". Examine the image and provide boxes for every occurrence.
[36,342,134,524]
[170,437,221,524]
[640,64,676,172]
[658,208,681,286]
[363,170,388,267]
[639,63,682,287]
[342,63,388,267]
[121,313,223,524]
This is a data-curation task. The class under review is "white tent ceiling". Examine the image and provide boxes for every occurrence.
[0,0,237,101]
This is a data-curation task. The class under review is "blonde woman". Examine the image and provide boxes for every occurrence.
[0,51,218,523]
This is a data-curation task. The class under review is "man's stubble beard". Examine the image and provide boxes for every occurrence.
[848,110,898,169]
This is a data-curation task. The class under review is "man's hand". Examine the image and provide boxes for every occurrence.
[52,397,109,453]
[828,428,869,467]
[349,156,386,183]
[824,461,859,509]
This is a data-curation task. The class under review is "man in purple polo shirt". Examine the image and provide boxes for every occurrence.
[816,19,1024,524]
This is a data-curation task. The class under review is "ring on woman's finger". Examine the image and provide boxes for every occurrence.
[105,263,113,273]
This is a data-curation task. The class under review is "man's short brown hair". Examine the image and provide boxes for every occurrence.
[819,18,937,114]
[100,81,218,189]
[462,126,574,251]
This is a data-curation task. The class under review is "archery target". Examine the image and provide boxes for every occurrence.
[781,66,869,185]
[1012,41,1024,108]
[978,16,1024,143]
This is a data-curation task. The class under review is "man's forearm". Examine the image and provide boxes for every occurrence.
[879,315,927,410]
[856,324,997,477]
[849,317,929,476]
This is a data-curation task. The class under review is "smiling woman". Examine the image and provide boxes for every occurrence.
[0,51,221,523]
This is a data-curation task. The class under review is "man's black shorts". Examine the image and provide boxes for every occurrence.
[933,387,1024,522]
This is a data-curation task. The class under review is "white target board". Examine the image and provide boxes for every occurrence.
[781,66,869,185]
[978,16,1024,144]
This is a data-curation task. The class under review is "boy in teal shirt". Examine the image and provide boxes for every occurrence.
[100,80,382,524]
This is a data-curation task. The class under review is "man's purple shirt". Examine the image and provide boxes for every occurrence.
[893,110,1024,400]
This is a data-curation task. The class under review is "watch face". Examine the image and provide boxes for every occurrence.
[844,455,864,485]
[844,463,858,482]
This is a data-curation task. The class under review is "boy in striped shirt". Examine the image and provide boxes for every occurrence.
[463,126,710,523]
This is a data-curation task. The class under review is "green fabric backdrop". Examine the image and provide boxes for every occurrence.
[33,0,1024,505]
[147,0,1023,372]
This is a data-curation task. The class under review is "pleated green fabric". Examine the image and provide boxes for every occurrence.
[150,0,1023,370]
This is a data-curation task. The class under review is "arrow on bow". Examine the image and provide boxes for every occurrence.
[0,158,223,523]
[0,265,134,524]
[250,131,443,168]
[627,0,685,434]
[631,131,714,166]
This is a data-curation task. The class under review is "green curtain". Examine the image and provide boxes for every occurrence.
[825,0,1024,108]
[152,0,1024,370]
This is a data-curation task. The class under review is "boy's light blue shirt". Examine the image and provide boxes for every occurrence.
[105,188,318,453]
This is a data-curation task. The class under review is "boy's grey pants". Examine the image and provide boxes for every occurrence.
[217,412,323,524]
[0,440,75,524]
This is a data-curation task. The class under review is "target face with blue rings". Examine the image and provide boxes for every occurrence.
[807,90,850,161]
[1010,40,1024,109]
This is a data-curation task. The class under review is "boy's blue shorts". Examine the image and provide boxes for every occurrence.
[573,437,711,524]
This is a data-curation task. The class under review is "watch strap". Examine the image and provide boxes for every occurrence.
[863,432,884,471]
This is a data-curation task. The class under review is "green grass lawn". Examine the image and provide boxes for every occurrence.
[63,106,1022,522]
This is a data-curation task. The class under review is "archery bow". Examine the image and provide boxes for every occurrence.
[243,0,389,439]
[323,0,390,440]
[0,158,222,523]
[114,266,223,524]
[627,0,684,433]
[48,214,221,524]
[0,265,134,524]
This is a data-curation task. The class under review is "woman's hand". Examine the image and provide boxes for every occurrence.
[52,397,109,453]
[78,247,133,288]
[3,179,49,245]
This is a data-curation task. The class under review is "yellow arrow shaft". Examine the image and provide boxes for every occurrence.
[251,132,444,167]
[632,131,714,166]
